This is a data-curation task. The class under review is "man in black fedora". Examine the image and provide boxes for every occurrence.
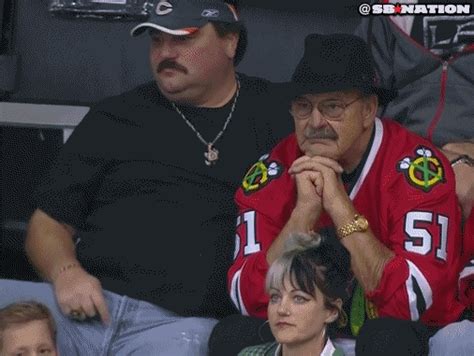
[212,33,471,355]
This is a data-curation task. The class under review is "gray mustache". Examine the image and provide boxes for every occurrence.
[304,126,338,140]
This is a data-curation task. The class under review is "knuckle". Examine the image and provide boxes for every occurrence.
[59,291,74,301]
[57,296,68,305]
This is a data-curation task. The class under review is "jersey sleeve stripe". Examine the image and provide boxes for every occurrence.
[406,260,433,320]
[350,118,384,199]
[230,268,249,316]
[459,261,474,280]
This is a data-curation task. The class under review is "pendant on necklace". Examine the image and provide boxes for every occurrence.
[204,144,219,166]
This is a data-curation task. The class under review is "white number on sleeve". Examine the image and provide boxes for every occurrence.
[404,212,432,255]
[404,211,448,261]
[234,210,261,259]
[436,215,448,261]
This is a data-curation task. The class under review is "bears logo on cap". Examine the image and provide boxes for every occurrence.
[156,0,173,15]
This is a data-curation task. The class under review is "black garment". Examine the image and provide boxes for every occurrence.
[209,316,437,356]
[356,317,439,356]
[34,74,292,318]
[208,314,273,356]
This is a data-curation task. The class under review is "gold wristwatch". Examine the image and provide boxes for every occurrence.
[337,214,369,240]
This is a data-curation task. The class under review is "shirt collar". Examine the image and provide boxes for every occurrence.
[321,338,338,356]
[275,338,338,356]
[275,343,282,356]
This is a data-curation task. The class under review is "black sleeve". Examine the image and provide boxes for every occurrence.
[34,103,120,228]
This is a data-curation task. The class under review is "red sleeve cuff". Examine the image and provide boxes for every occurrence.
[367,256,408,305]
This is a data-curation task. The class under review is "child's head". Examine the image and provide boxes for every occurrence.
[0,301,57,356]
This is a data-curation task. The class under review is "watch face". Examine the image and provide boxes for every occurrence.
[356,216,369,230]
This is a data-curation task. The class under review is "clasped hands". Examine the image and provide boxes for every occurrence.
[288,155,353,222]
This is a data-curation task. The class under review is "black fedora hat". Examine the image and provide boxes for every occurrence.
[291,33,396,105]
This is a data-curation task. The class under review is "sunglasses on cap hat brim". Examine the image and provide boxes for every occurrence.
[130,0,239,37]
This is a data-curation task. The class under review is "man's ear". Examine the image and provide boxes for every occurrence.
[361,94,378,128]
[224,32,239,60]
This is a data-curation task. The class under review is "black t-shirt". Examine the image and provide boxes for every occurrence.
[35,74,293,318]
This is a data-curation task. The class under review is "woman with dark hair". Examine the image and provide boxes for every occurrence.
[239,233,350,356]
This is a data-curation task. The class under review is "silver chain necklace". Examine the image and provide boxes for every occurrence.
[171,78,240,166]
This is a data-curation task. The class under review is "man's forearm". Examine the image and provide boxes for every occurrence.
[332,208,394,293]
[341,231,394,293]
[441,141,474,220]
[25,209,79,282]
[442,140,474,159]
[266,206,319,265]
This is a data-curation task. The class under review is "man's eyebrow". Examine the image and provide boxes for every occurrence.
[11,346,28,352]
[38,342,53,348]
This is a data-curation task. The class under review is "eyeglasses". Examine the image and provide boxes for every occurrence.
[290,96,363,121]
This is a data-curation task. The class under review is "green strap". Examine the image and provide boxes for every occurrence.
[350,283,366,336]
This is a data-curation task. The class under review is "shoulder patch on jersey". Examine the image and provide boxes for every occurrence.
[241,153,282,194]
[397,146,445,192]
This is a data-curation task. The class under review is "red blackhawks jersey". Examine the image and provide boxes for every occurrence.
[228,119,465,326]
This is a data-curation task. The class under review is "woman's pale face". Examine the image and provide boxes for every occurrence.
[267,276,337,348]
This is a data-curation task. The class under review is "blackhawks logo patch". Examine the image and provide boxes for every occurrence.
[242,153,282,194]
[397,147,445,192]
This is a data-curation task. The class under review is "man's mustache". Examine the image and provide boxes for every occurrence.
[157,60,188,74]
[304,126,338,140]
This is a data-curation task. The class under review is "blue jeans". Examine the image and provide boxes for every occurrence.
[0,279,217,355]
[429,320,474,356]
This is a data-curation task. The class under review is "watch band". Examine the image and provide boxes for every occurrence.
[337,214,369,240]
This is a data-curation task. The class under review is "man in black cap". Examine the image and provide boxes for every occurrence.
[216,33,470,355]
[0,1,291,354]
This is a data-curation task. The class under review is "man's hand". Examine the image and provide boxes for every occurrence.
[292,166,324,220]
[53,265,110,325]
[443,141,474,158]
[289,156,353,221]
[266,156,341,264]
[442,142,474,220]
[289,155,394,292]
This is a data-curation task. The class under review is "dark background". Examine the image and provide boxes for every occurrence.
[0,0,363,279]
[2,0,362,103]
